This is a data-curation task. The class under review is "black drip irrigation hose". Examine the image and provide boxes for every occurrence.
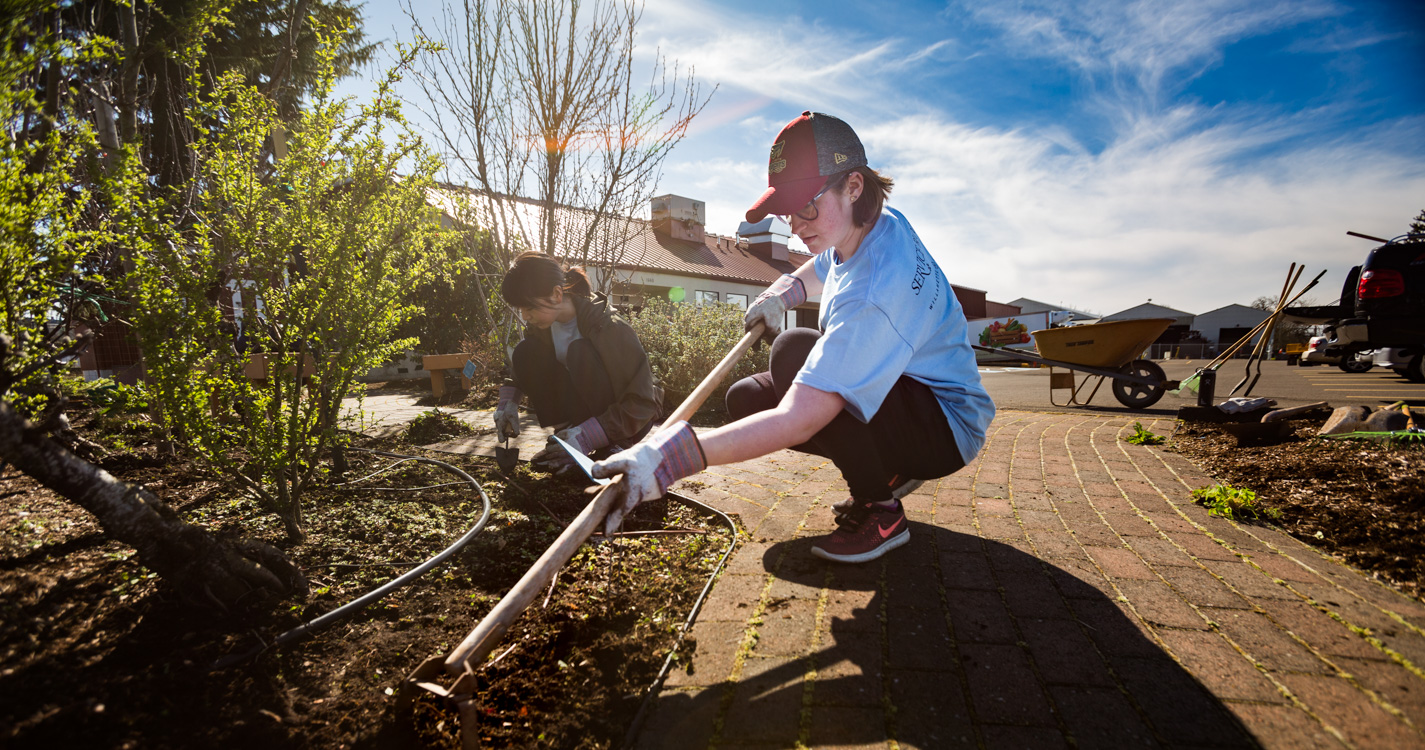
[620,490,740,750]
[211,448,492,669]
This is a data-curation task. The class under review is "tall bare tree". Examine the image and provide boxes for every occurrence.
[402,0,712,344]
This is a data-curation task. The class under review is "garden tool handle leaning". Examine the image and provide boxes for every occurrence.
[1214,263,1293,370]
[1244,268,1326,397]
[442,323,767,676]
[1200,267,1323,373]
[1230,264,1302,395]
[1231,268,1325,397]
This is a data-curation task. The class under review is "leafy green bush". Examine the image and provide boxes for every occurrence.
[1192,484,1282,522]
[122,33,451,541]
[1124,422,1166,445]
[630,298,770,420]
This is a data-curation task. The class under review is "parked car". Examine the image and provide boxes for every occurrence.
[1372,347,1425,382]
[1299,336,1373,372]
[1286,233,1425,377]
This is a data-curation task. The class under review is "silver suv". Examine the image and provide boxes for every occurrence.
[1299,335,1372,372]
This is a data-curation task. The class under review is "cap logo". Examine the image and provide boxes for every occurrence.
[834,153,847,165]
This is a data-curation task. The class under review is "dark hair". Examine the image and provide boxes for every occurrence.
[827,166,894,228]
[501,251,592,308]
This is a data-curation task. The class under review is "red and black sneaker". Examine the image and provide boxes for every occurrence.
[831,476,923,518]
[811,499,910,563]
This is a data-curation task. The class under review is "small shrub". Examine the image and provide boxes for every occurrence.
[406,408,473,444]
[1124,422,1165,446]
[629,298,770,420]
[1192,484,1282,522]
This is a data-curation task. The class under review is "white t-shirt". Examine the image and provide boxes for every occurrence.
[551,317,581,366]
[795,206,995,465]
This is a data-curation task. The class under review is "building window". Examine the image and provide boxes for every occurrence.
[725,293,748,310]
[694,290,719,305]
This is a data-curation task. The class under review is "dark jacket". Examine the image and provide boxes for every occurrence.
[514,294,663,444]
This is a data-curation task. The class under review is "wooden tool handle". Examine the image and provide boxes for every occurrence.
[1261,401,1329,423]
[442,322,767,676]
[1207,268,1323,369]
[1245,265,1302,361]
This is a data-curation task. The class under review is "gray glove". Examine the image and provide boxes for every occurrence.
[529,438,577,475]
[744,274,806,345]
[494,385,521,439]
[530,418,609,475]
[590,422,705,535]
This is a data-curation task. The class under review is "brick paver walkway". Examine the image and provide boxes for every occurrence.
[348,396,1425,748]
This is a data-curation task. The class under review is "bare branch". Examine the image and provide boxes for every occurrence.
[401,0,714,331]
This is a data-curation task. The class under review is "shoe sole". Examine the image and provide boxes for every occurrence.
[810,528,911,564]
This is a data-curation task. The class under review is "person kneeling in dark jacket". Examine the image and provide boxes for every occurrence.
[494,251,663,474]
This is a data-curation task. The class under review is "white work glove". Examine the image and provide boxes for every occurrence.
[494,385,521,439]
[530,417,609,474]
[590,421,706,535]
[744,274,806,346]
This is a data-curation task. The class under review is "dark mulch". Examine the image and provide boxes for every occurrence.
[1168,417,1425,601]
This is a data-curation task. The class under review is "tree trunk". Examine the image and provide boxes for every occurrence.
[0,399,307,611]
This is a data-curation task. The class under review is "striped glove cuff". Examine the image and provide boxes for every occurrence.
[573,416,609,454]
[498,385,521,409]
[650,421,707,492]
[765,274,807,309]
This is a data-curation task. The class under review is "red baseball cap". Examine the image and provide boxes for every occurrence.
[745,111,868,223]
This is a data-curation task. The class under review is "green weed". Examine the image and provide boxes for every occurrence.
[1192,484,1282,522]
[1124,422,1166,446]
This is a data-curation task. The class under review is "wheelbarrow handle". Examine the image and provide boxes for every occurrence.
[442,323,767,676]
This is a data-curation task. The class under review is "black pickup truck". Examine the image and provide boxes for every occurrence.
[1285,234,1425,381]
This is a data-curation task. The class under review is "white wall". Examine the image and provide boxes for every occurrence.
[1192,307,1270,345]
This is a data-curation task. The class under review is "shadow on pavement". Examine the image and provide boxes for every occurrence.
[636,525,1255,749]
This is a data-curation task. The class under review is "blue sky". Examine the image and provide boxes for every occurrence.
[344,0,1425,316]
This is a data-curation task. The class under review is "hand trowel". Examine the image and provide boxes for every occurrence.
[495,434,518,473]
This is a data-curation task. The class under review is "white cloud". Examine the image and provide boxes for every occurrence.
[638,0,930,115]
[869,110,1425,314]
[963,0,1341,100]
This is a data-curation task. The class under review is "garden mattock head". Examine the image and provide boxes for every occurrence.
[398,655,483,750]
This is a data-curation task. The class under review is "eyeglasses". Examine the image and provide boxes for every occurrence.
[775,181,835,225]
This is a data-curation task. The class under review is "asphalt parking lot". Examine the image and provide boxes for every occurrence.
[978,358,1425,415]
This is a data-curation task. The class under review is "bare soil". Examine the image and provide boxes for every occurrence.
[1167,418,1425,602]
[0,404,734,749]
[4,401,1421,749]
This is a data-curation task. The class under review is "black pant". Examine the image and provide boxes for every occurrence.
[512,337,650,445]
[725,328,965,502]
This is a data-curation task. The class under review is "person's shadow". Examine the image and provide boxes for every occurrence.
[634,523,1256,749]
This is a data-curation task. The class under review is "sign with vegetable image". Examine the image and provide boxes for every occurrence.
[968,311,1063,362]
[979,317,1030,347]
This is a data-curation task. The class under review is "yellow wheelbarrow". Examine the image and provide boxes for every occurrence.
[973,318,1179,409]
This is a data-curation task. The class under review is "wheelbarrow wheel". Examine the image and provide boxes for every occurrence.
[1112,359,1167,409]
